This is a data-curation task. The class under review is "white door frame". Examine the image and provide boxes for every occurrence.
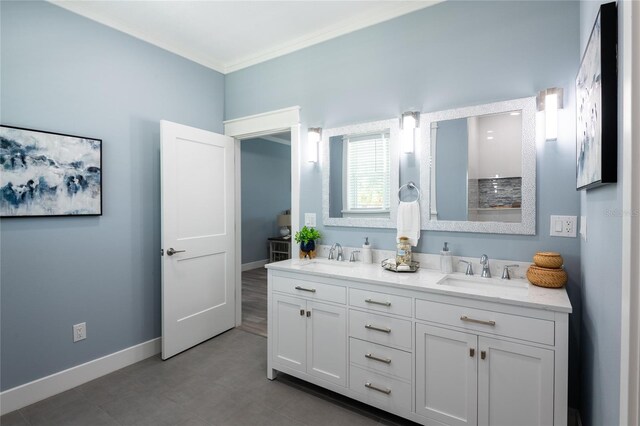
[620,1,640,424]
[224,106,301,326]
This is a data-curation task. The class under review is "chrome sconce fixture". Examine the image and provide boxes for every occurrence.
[307,127,321,163]
[536,87,564,141]
[400,111,420,153]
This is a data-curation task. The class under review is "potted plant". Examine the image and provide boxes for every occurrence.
[294,226,321,258]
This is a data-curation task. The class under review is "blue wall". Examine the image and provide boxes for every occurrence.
[0,1,224,390]
[240,138,291,264]
[226,1,581,405]
[435,118,469,221]
[578,1,625,425]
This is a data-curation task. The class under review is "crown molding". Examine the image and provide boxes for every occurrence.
[222,1,443,73]
[49,1,227,73]
[49,1,443,75]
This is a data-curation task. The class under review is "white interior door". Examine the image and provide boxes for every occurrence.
[161,120,235,360]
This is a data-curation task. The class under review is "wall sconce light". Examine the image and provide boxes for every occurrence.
[536,87,564,141]
[307,127,321,163]
[400,111,420,153]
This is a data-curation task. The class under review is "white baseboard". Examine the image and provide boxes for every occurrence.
[242,258,268,271]
[0,337,161,415]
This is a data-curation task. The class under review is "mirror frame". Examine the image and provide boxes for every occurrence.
[419,97,537,235]
[322,118,400,228]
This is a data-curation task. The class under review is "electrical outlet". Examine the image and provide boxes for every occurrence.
[73,322,86,342]
[304,213,316,227]
[550,215,577,238]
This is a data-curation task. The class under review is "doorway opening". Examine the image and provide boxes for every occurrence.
[238,131,292,337]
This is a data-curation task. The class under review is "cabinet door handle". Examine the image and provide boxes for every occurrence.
[365,353,392,364]
[365,324,391,333]
[481,350,487,360]
[295,286,316,293]
[460,315,496,326]
[365,382,391,395]
[365,299,391,307]
[306,310,311,317]
[469,348,475,357]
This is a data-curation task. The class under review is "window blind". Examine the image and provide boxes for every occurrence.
[345,132,390,211]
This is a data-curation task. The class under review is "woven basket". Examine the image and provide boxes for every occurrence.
[533,252,564,269]
[527,265,567,288]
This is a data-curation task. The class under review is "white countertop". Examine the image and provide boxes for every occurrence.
[266,259,572,313]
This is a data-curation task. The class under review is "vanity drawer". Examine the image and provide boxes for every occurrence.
[349,365,411,413]
[349,338,411,381]
[349,310,412,350]
[272,276,346,304]
[349,288,412,317]
[415,299,554,345]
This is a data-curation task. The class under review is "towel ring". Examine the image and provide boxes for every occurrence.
[398,181,421,202]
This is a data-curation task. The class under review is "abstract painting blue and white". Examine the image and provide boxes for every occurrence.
[0,126,102,217]
[576,12,602,189]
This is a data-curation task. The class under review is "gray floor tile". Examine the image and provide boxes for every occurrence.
[8,328,419,426]
[0,410,30,426]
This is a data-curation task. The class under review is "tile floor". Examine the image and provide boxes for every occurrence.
[1,329,418,426]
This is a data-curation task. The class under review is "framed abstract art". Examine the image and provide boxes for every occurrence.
[576,1,617,190]
[0,125,102,217]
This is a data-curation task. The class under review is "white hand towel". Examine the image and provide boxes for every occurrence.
[397,201,420,246]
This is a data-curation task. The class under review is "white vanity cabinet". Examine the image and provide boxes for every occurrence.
[270,284,347,387]
[266,264,571,426]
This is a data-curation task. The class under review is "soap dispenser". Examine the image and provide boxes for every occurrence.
[362,237,373,264]
[440,242,453,273]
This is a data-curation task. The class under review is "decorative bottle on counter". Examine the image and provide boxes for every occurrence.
[396,237,412,266]
[440,242,453,273]
[362,237,373,264]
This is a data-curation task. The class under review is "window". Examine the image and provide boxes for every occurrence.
[343,132,391,212]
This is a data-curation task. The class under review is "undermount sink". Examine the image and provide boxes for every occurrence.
[437,274,529,295]
[297,258,356,268]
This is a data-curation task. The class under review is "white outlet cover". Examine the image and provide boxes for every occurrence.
[304,213,316,227]
[73,322,86,342]
[550,215,577,238]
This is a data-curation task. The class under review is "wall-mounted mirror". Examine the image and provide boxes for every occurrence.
[419,97,536,235]
[322,119,399,228]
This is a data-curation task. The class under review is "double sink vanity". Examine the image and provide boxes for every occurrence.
[266,258,571,426]
[266,94,572,425]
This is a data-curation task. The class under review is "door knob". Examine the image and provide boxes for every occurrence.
[167,248,186,256]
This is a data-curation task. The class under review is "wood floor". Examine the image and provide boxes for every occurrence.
[238,267,268,337]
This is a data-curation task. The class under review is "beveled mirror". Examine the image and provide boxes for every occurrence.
[322,119,400,228]
[419,97,537,234]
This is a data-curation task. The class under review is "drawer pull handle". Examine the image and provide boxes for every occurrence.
[365,353,392,364]
[365,324,391,333]
[295,286,316,293]
[365,382,391,395]
[481,350,487,360]
[469,348,475,357]
[300,309,305,316]
[365,299,391,307]
[460,315,496,326]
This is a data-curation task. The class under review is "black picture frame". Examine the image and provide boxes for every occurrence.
[0,124,103,219]
[576,1,618,191]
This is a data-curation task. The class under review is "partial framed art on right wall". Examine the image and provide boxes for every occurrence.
[576,1,618,190]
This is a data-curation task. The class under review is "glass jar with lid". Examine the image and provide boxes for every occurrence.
[396,237,412,266]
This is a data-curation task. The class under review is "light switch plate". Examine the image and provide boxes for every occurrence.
[304,213,316,227]
[580,215,587,241]
[550,215,577,238]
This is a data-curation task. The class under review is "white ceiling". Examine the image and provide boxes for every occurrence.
[50,1,442,74]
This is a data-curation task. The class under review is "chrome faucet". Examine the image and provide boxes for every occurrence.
[349,250,360,262]
[328,243,344,261]
[459,260,474,276]
[501,264,519,280]
[480,254,491,278]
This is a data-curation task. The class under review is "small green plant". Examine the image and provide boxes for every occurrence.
[294,226,321,244]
